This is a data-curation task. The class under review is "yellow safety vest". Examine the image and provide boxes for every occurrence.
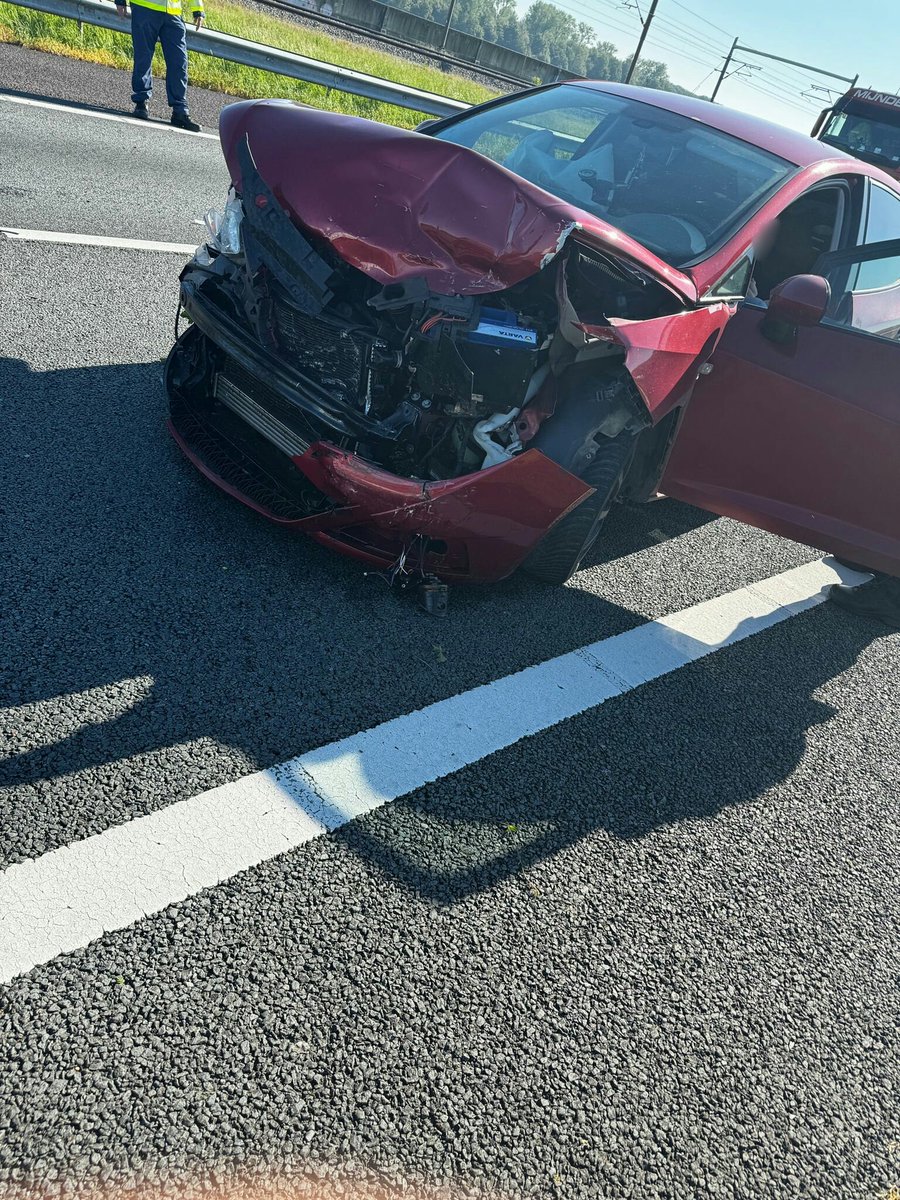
[131,0,204,16]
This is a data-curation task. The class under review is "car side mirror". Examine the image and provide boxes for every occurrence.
[768,274,831,327]
[761,274,831,345]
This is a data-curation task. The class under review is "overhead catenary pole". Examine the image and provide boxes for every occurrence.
[440,0,457,50]
[735,45,856,83]
[710,40,857,105]
[710,36,738,102]
[624,0,659,85]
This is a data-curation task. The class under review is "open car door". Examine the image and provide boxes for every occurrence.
[659,238,900,576]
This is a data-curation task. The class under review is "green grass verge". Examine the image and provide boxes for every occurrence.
[0,0,496,127]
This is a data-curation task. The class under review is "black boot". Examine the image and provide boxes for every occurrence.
[827,578,900,629]
[171,110,201,132]
[133,101,150,119]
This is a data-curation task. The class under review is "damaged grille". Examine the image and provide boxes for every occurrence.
[272,299,366,406]
[218,357,325,447]
[215,373,309,458]
[171,407,315,521]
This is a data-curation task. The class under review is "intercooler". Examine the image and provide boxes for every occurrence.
[214,372,308,458]
[213,357,327,458]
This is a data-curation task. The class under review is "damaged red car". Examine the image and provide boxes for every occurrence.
[166,82,900,586]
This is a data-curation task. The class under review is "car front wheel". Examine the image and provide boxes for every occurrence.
[523,429,635,585]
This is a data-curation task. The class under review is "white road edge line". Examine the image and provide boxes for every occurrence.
[0,557,869,984]
[0,227,198,254]
[0,91,219,138]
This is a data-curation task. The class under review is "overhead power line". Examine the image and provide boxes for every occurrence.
[652,12,734,57]
[641,37,721,74]
[668,0,734,40]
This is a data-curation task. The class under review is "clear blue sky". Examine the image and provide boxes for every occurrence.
[517,0,899,133]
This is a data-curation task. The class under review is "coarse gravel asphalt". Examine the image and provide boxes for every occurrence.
[1,86,899,1200]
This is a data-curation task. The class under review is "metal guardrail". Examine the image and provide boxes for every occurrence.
[10,0,471,115]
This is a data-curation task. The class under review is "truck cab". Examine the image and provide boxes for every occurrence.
[813,88,900,180]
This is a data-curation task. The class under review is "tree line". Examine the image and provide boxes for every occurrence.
[397,0,690,92]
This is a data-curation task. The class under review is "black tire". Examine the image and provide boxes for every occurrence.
[523,431,634,585]
[831,555,876,575]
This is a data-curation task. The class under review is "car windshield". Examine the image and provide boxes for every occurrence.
[432,85,794,267]
[821,109,900,169]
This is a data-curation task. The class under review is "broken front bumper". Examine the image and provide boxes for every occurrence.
[168,276,593,583]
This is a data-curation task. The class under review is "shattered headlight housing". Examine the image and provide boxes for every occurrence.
[194,187,243,264]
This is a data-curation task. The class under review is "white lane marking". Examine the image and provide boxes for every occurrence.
[0,91,219,139]
[0,557,869,984]
[2,676,155,757]
[0,227,198,254]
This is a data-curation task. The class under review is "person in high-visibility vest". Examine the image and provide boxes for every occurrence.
[115,0,204,131]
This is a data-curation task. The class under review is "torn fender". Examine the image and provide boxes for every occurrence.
[580,303,735,420]
[218,100,698,301]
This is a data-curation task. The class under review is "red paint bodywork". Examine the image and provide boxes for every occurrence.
[169,416,593,581]
[294,444,593,580]
[660,303,900,575]
[218,100,698,302]
[767,274,830,326]
[173,85,900,583]
[581,305,734,419]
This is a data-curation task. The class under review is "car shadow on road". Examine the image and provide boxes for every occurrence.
[321,602,879,903]
[581,499,717,569]
[0,354,882,893]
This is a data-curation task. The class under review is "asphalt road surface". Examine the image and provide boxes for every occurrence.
[0,42,235,129]
[2,75,900,1200]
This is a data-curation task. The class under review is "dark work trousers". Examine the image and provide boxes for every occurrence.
[130,4,189,114]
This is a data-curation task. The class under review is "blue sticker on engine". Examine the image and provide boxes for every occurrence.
[468,320,539,348]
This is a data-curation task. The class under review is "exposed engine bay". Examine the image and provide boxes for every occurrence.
[174,137,686,485]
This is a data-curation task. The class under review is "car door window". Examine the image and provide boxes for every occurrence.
[750,183,847,300]
[710,255,753,298]
[854,182,900,289]
[818,237,900,340]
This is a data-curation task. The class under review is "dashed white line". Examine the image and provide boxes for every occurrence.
[0,91,219,138]
[0,227,198,254]
[0,557,869,984]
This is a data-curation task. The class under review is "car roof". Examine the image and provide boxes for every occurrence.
[570,80,855,169]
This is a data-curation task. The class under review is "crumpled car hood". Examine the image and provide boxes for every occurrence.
[218,100,698,302]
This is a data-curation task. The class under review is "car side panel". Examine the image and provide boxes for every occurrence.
[659,303,900,575]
